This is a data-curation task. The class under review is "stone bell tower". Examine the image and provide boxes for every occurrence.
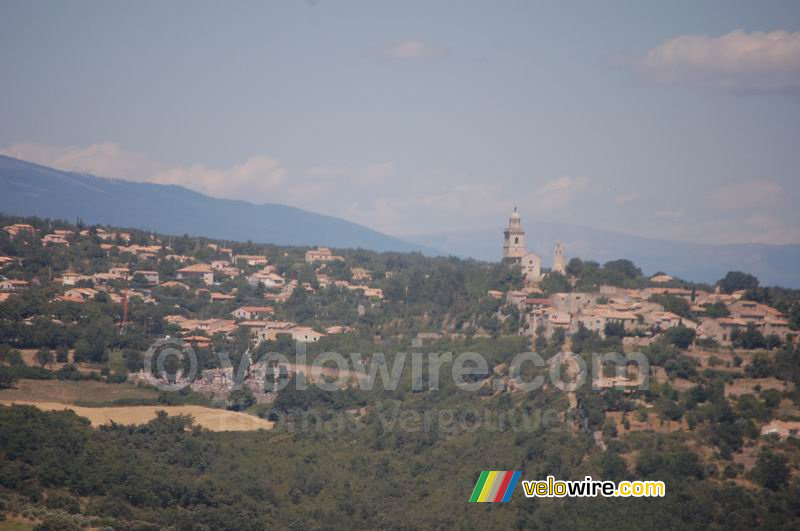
[553,242,566,275]
[503,207,526,259]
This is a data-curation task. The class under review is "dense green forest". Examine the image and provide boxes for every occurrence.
[1,403,799,530]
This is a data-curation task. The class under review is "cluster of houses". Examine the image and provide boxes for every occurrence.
[2,221,794,354]
[154,247,382,346]
[502,281,792,346]
[2,227,388,357]
[4,224,139,247]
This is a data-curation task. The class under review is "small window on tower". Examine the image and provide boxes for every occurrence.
[514,237,519,244]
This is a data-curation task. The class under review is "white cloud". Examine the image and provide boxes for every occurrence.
[0,142,163,180]
[639,29,800,92]
[1,142,288,204]
[377,39,446,59]
[149,156,287,202]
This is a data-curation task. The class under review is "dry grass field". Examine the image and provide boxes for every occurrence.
[0,379,158,404]
[0,400,273,432]
[0,518,36,530]
[0,379,273,431]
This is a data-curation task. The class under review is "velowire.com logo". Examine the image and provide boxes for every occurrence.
[469,471,521,503]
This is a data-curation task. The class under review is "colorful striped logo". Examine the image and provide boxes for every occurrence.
[469,471,521,502]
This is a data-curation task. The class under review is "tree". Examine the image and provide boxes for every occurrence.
[732,324,767,350]
[665,355,698,379]
[228,387,256,411]
[35,348,53,367]
[598,451,627,481]
[383,277,405,302]
[752,450,789,491]
[744,353,772,378]
[649,293,691,318]
[540,272,570,295]
[765,334,782,350]
[123,349,143,372]
[55,345,69,364]
[32,514,81,531]
[703,301,730,318]
[774,345,800,382]
[603,259,642,279]
[74,337,106,363]
[73,313,115,363]
[566,257,585,277]
[285,286,315,323]
[718,271,759,294]
[604,321,625,338]
[0,347,24,366]
[664,325,696,349]
[657,398,684,421]
[0,365,17,389]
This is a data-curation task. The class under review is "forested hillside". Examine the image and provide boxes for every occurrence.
[0,214,799,530]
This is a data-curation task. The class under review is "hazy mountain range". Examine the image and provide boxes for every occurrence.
[1,154,798,288]
[0,155,434,254]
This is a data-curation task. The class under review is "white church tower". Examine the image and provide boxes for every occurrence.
[503,208,526,259]
[502,208,541,283]
[553,242,566,275]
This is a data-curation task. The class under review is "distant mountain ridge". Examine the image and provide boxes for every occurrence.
[0,155,437,254]
[405,225,800,288]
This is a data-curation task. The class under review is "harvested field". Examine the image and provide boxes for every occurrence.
[0,379,158,404]
[0,517,35,530]
[1,400,273,432]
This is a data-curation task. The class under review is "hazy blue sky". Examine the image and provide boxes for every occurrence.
[2,0,799,244]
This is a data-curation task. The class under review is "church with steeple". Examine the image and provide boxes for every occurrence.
[502,207,541,283]
[502,208,567,284]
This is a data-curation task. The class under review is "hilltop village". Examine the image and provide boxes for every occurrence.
[495,209,792,346]
[1,211,800,528]
[0,210,798,413]
[2,211,792,356]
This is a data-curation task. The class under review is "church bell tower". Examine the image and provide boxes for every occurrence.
[503,207,526,259]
